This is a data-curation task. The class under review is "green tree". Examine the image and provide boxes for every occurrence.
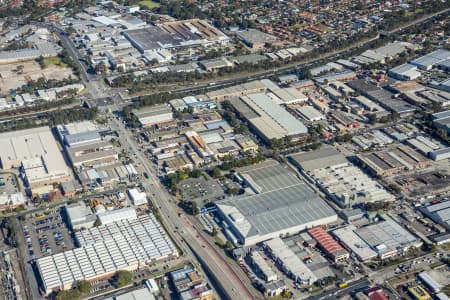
[56,289,82,300]
[212,167,221,179]
[115,270,132,288]
[225,240,233,250]
[93,219,102,227]
[77,280,91,294]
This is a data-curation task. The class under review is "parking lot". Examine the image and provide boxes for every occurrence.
[178,177,226,203]
[22,208,75,261]
[0,172,20,195]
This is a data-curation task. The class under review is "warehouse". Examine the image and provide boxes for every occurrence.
[430,148,450,161]
[65,202,97,230]
[388,63,421,81]
[307,227,349,263]
[420,201,450,230]
[290,147,394,207]
[356,218,422,259]
[356,145,431,177]
[410,49,450,70]
[36,214,177,295]
[67,141,118,169]
[97,207,138,225]
[124,19,229,53]
[268,87,308,105]
[216,161,337,246]
[236,29,278,50]
[250,251,278,282]
[296,106,326,122]
[418,272,443,293]
[332,225,377,262]
[230,92,308,142]
[264,238,317,285]
[127,188,147,206]
[133,105,174,127]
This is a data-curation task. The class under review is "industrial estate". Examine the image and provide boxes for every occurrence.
[0,1,449,300]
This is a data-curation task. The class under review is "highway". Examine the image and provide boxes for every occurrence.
[107,114,255,300]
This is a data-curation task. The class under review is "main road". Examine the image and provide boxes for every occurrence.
[107,113,256,300]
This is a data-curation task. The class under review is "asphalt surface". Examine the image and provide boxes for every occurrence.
[108,115,255,299]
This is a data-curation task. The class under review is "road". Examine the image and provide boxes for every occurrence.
[306,279,370,300]
[131,8,449,98]
[108,115,254,299]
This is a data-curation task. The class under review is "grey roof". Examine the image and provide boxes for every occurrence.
[366,89,416,115]
[216,184,336,240]
[65,131,101,146]
[238,160,300,192]
[289,146,348,172]
[411,49,450,68]
[432,110,450,120]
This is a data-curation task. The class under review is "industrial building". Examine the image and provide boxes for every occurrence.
[410,49,450,70]
[356,218,422,259]
[0,192,25,212]
[0,127,71,195]
[124,19,229,54]
[296,105,326,122]
[268,87,308,105]
[133,105,174,127]
[127,188,147,206]
[67,141,118,170]
[65,202,97,230]
[307,227,349,263]
[290,147,394,207]
[356,145,431,177]
[56,121,109,147]
[236,29,278,50]
[388,63,421,81]
[420,201,450,230]
[97,207,138,225]
[229,92,308,142]
[216,161,337,246]
[36,214,177,295]
[169,266,214,299]
[332,225,377,262]
[264,238,317,285]
[418,272,443,293]
[250,251,278,282]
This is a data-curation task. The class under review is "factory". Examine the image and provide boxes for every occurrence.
[249,251,278,282]
[388,63,421,81]
[124,19,229,54]
[235,29,278,50]
[296,105,326,122]
[356,217,423,259]
[267,87,308,105]
[420,201,450,230]
[127,188,147,206]
[264,238,317,285]
[307,227,349,263]
[289,146,394,207]
[67,141,118,170]
[0,127,71,195]
[133,105,174,128]
[410,49,450,70]
[432,110,450,135]
[65,202,97,230]
[356,145,431,177]
[228,92,308,142]
[332,225,377,262]
[216,161,337,246]
[36,214,177,295]
[56,121,109,147]
[418,272,443,293]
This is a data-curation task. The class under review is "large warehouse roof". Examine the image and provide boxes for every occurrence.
[356,218,422,258]
[0,127,68,174]
[216,161,337,246]
[289,146,348,172]
[332,225,377,262]
[37,214,177,294]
